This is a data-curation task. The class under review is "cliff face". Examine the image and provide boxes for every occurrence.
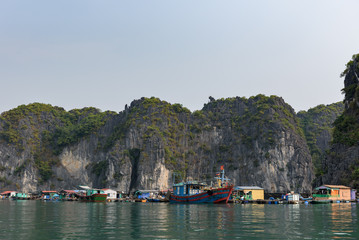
[0,96,314,193]
[321,54,359,188]
[297,102,344,177]
[191,95,313,193]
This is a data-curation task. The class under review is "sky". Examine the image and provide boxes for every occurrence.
[1,1,359,114]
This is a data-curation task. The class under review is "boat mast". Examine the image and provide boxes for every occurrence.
[221,167,225,183]
[214,165,230,187]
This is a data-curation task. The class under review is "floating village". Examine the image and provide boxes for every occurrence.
[1,167,358,205]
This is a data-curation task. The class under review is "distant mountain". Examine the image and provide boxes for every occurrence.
[0,95,315,193]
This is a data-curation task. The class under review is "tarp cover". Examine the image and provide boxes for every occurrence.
[138,193,150,199]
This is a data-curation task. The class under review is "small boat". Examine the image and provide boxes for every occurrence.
[170,166,233,204]
[77,186,107,202]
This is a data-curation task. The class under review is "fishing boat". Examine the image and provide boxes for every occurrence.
[77,186,107,202]
[170,166,233,203]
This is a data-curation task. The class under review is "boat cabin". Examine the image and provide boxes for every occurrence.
[78,186,105,196]
[86,189,104,196]
[173,181,206,196]
[313,185,351,201]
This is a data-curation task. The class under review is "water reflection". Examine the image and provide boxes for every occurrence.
[329,203,355,239]
[0,201,359,239]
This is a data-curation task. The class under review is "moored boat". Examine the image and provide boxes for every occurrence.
[77,187,107,202]
[170,166,233,204]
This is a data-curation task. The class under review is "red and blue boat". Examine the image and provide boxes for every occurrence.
[170,167,233,203]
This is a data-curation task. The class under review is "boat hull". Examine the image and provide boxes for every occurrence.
[78,193,107,202]
[170,187,233,203]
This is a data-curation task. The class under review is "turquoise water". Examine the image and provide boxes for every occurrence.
[0,200,358,239]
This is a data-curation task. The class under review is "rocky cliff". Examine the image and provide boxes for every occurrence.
[0,95,314,193]
[320,54,359,188]
[297,102,344,177]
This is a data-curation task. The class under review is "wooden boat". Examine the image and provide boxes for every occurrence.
[77,188,107,202]
[170,166,233,204]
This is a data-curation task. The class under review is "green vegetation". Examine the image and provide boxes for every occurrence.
[0,103,116,183]
[333,114,359,146]
[0,103,64,150]
[33,148,59,182]
[14,159,30,176]
[51,107,116,155]
[332,53,359,147]
[1,95,341,186]
[92,160,108,176]
[113,172,123,181]
[0,103,115,154]
[0,176,12,185]
[340,54,359,78]
[297,102,344,176]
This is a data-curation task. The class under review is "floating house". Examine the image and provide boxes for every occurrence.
[41,191,58,200]
[0,191,17,199]
[59,190,77,200]
[134,190,159,199]
[313,185,351,201]
[233,186,264,200]
[284,192,300,203]
[102,189,117,200]
[12,192,31,200]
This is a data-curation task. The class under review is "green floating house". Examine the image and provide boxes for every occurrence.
[313,185,352,201]
[13,192,31,200]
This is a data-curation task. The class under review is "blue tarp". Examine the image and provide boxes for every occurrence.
[138,193,150,199]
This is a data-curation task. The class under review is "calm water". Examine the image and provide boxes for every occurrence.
[0,201,358,239]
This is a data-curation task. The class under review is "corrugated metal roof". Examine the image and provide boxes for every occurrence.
[324,185,351,189]
[234,186,263,190]
[315,185,351,190]
[61,190,76,193]
[173,181,206,186]
[0,191,16,195]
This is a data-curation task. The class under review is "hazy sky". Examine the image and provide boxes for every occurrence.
[1,1,359,114]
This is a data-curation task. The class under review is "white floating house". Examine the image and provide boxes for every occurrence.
[102,188,117,200]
